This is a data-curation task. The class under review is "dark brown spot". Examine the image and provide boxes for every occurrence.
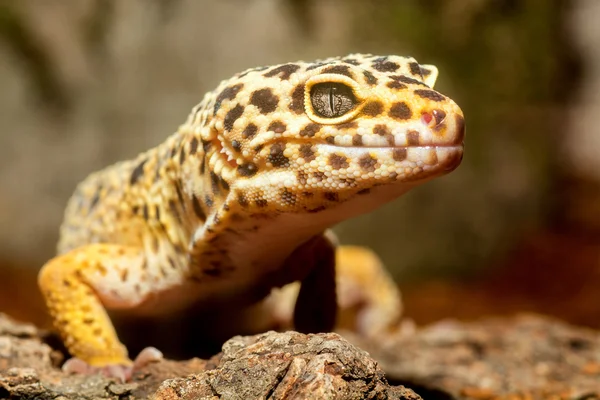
[168,200,181,223]
[390,75,426,86]
[256,198,268,207]
[192,195,206,220]
[393,148,407,162]
[329,153,349,170]
[352,134,363,146]
[338,121,357,129]
[238,162,258,177]
[359,154,378,172]
[174,180,186,210]
[254,143,265,153]
[325,136,335,144]
[322,65,353,78]
[297,170,307,185]
[214,83,244,115]
[189,137,199,155]
[179,147,186,165]
[409,62,421,76]
[280,188,297,206]
[210,171,220,194]
[224,104,244,131]
[142,204,149,221]
[237,192,249,207]
[420,67,432,77]
[309,206,327,213]
[205,195,214,208]
[299,144,315,161]
[268,142,289,168]
[220,176,230,191]
[306,62,328,70]
[168,257,177,270]
[302,191,314,197]
[263,63,300,80]
[250,88,279,114]
[89,187,101,210]
[373,124,389,136]
[389,102,413,120]
[289,84,305,114]
[242,123,258,139]
[231,140,241,152]
[362,101,384,117]
[414,89,446,102]
[357,188,371,195]
[202,139,212,152]
[120,269,128,282]
[407,130,420,145]
[267,120,287,133]
[342,58,359,65]
[387,81,407,90]
[372,57,399,72]
[363,70,377,85]
[159,265,168,279]
[299,123,321,137]
[313,171,325,181]
[130,159,147,185]
[324,192,339,202]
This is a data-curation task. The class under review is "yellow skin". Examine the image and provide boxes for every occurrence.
[38,54,464,377]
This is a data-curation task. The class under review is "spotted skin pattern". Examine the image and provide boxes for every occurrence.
[38,54,464,374]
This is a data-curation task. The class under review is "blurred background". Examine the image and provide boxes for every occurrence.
[0,0,599,331]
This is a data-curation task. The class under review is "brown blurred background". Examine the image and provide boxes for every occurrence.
[0,0,599,331]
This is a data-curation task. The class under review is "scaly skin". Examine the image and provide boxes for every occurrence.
[38,54,465,377]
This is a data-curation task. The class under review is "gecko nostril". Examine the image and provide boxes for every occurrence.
[432,109,446,126]
[421,112,433,125]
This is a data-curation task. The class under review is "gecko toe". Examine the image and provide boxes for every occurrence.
[62,358,133,382]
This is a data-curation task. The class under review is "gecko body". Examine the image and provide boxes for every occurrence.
[38,54,464,377]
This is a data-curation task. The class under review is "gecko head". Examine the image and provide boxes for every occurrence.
[194,54,464,215]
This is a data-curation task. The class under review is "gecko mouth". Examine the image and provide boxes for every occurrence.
[316,143,463,150]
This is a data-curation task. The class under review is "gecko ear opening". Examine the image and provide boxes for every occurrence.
[419,64,439,88]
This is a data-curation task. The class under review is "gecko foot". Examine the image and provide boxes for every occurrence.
[62,347,163,382]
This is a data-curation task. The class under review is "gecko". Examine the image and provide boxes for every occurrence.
[38,54,465,380]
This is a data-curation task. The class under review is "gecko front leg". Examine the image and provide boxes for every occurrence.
[279,233,338,333]
[38,243,163,381]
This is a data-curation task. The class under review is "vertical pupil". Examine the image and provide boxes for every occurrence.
[328,87,335,116]
[310,82,357,118]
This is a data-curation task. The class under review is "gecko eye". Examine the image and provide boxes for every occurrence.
[310,82,357,118]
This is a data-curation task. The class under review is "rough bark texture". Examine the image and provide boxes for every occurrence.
[347,314,600,399]
[0,313,417,399]
[2,312,600,399]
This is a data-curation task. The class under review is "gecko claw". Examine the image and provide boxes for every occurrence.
[133,346,163,369]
